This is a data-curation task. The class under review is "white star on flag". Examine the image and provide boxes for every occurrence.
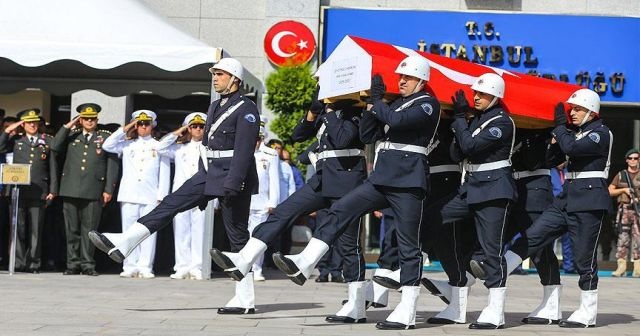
[297,39,308,50]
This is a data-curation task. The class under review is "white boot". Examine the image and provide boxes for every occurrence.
[373,268,401,290]
[469,287,506,329]
[272,238,329,286]
[365,269,390,307]
[523,285,562,324]
[210,237,267,281]
[326,281,367,323]
[422,271,476,304]
[88,222,151,263]
[218,272,255,315]
[560,289,597,328]
[428,286,468,324]
[375,286,420,330]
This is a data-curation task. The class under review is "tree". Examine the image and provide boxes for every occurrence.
[265,64,317,167]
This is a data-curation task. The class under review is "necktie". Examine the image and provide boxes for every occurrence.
[30,137,35,145]
[85,133,90,142]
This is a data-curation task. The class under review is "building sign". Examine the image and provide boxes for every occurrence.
[323,8,639,103]
[264,20,316,67]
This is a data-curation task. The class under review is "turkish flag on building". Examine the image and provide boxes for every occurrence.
[316,36,582,128]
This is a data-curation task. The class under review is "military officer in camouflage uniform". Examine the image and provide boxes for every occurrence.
[51,103,119,276]
[0,109,58,273]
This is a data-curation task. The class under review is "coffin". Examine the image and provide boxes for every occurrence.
[316,36,583,128]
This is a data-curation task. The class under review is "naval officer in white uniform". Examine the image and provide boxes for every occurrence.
[157,112,208,280]
[102,110,171,278]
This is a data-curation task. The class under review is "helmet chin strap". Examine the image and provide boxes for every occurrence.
[482,96,499,111]
[221,76,237,95]
[411,80,425,94]
[578,111,592,127]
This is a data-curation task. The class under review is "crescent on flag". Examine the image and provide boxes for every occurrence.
[272,31,297,58]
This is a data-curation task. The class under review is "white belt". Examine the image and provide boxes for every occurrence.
[430,164,461,174]
[376,141,429,156]
[512,169,551,180]
[565,171,608,179]
[465,159,511,173]
[309,148,364,168]
[205,149,234,159]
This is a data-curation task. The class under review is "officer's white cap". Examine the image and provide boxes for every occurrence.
[182,112,207,126]
[131,109,157,127]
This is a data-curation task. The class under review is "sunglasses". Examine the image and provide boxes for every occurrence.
[627,157,639,160]
[137,120,151,127]
[189,124,205,129]
[81,117,97,122]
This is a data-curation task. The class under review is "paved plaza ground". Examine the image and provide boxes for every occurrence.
[1,268,639,335]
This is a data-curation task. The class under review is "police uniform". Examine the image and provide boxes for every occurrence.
[518,117,612,327]
[156,112,208,280]
[0,109,58,272]
[51,103,119,275]
[102,110,171,278]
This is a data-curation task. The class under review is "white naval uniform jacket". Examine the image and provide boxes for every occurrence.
[251,144,280,211]
[102,128,171,205]
[157,133,203,192]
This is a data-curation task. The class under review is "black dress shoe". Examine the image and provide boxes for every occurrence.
[331,274,344,283]
[29,269,40,274]
[427,317,459,324]
[315,275,329,283]
[63,269,81,275]
[420,278,450,304]
[558,320,593,328]
[469,260,487,280]
[468,322,504,329]
[217,307,255,315]
[375,321,415,330]
[209,248,244,281]
[88,231,115,254]
[83,269,99,276]
[372,275,401,290]
[522,317,559,325]
[272,252,306,286]
[325,315,366,323]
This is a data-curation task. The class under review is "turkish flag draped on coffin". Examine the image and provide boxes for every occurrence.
[315,35,583,128]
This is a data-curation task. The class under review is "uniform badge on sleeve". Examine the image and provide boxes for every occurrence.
[244,114,256,123]
[588,132,601,143]
[489,127,502,138]
[421,103,433,115]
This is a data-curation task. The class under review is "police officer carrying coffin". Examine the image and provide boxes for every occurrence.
[498,88,612,328]
[0,109,58,273]
[210,86,367,319]
[439,73,517,330]
[271,55,440,330]
[51,103,119,276]
[88,58,260,310]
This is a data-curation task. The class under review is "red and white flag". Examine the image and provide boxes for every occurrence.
[316,36,582,128]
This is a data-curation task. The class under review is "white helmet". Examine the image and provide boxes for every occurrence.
[209,58,244,81]
[566,88,600,113]
[471,73,505,98]
[395,55,430,81]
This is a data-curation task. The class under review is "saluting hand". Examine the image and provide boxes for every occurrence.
[123,119,138,132]
[554,102,568,127]
[4,120,24,134]
[64,115,81,129]
[452,89,469,119]
[173,125,189,137]
[309,86,325,115]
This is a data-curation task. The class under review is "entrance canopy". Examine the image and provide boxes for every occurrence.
[0,0,261,98]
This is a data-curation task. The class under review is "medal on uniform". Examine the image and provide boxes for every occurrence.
[41,152,47,160]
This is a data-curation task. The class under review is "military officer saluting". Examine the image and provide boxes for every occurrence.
[0,108,58,273]
[51,103,119,276]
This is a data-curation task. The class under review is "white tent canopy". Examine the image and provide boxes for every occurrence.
[0,0,261,98]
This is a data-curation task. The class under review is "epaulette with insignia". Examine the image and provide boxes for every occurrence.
[70,128,81,134]
[98,130,112,135]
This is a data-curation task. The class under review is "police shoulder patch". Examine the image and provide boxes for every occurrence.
[421,103,433,115]
[489,127,502,138]
[244,114,256,123]
[588,132,600,143]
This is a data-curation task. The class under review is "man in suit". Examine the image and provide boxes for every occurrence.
[0,109,58,273]
[51,103,119,276]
